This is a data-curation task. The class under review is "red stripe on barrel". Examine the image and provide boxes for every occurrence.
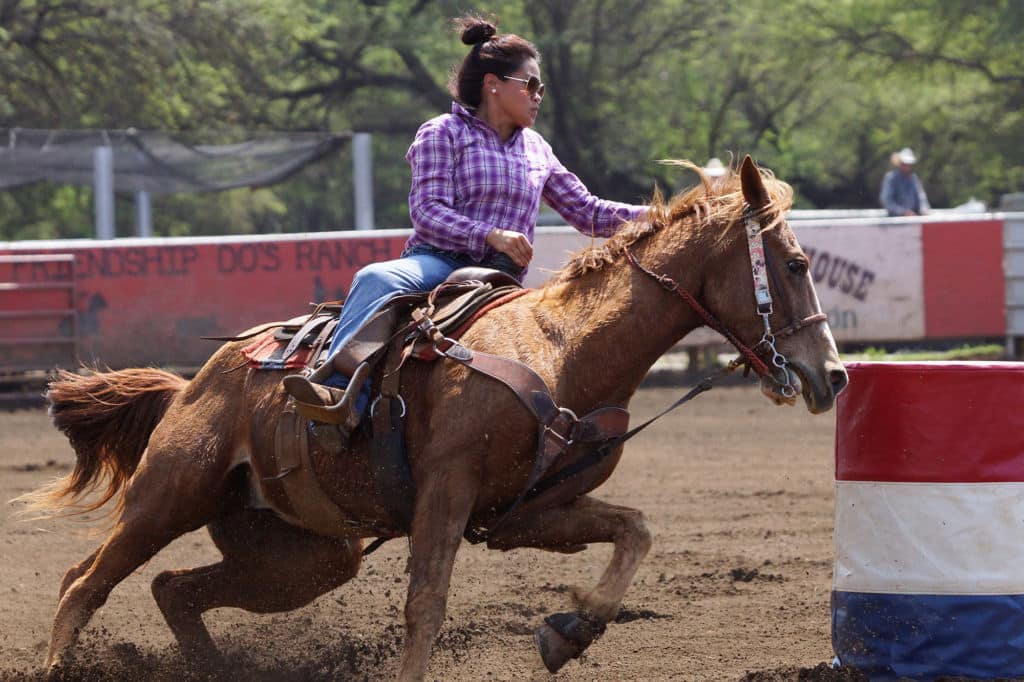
[835,362,1024,483]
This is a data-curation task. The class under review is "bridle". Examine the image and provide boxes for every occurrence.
[626,205,827,398]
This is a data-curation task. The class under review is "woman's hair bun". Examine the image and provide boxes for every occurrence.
[460,18,497,46]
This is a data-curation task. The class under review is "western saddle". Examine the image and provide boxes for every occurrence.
[236,267,631,545]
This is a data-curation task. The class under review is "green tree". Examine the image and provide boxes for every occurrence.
[2,0,1023,242]
[795,0,1024,207]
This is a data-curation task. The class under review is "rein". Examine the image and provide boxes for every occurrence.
[624,249,772,378]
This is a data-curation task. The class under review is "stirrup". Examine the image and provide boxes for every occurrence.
[283,362,370,430]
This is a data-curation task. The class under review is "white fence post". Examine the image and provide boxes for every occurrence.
[93,146,115,239]
[135,190,153,237]
[353,132,374,230]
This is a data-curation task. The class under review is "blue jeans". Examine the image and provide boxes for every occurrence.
[322,244,521,391]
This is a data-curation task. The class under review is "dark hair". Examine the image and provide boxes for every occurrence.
[448,15,539,109]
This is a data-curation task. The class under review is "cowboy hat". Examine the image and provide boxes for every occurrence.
[896,147,917,165]
[703,157,727,177]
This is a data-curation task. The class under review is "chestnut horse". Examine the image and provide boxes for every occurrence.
[21,156,846,680]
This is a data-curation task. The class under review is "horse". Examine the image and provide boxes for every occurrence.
[19,156,847,680]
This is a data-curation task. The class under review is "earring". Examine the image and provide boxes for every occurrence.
[491,88,497,93]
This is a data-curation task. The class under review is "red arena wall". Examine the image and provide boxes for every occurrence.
[0,233,407,368]
[0,218,1010,371]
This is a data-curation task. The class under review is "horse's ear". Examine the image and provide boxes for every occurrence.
[739,155,770,209]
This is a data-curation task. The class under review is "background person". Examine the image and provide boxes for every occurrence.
[283,15,648,431]
[880,147,930,217]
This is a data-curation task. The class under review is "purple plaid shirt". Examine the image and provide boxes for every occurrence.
[405,102,646,262]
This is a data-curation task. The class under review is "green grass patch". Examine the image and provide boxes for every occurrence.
[847,344,1006,362]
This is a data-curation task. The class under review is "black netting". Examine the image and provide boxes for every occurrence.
[0,128,351,195]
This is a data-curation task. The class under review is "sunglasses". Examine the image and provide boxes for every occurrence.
[499,74,545,98]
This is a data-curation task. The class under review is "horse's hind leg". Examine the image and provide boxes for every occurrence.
[152,509,360,661]
[48,509,206,670]
[47,439,236,669]
[58,547,100,600]
[484,495,652,672]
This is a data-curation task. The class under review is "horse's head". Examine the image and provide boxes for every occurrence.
[693,155,847,413]
[616,155,846,413]
[553,156,847,412]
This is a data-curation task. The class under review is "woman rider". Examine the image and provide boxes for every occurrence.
[283,15,647,435]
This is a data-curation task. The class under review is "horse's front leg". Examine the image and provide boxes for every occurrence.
[397,471,477,682]
[485,494,653,672]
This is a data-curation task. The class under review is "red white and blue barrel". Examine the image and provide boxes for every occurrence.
[833,361,1024,679]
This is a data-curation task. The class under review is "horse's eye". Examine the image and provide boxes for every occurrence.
[787,259,808,275]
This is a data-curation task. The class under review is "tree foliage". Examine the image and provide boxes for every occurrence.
[1,0,1022,240]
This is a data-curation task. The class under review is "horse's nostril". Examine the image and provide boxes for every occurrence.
[830,368,849,395]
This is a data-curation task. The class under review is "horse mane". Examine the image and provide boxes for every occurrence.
[553,160,794,283]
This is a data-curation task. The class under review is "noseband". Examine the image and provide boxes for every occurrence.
[626,206,827,397]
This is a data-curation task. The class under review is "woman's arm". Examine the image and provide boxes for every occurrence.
[542,151,647,237]
[406,119,495,261]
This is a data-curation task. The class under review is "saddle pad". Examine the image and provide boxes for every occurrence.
[242,330,314,370]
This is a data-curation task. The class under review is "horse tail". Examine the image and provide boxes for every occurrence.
[15,367,187,521]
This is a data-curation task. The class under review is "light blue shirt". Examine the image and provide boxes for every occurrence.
[880,170,930,216]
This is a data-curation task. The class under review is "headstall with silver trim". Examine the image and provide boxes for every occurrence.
[743,208,799,398]
[625,204,828,399]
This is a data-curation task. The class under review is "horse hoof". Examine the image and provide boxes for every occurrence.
[45,656,69,681]
[534,623,583,673]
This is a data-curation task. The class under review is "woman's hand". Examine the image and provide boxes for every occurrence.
[485,228,533,268]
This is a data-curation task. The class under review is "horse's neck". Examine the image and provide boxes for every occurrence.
[540,232,706,406]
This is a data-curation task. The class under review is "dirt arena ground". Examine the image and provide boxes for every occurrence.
[0,381,865,681]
